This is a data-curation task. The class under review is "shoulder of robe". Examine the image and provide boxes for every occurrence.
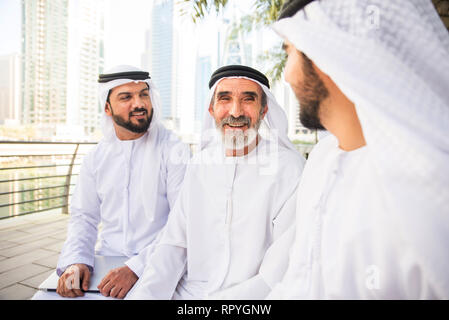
[80,141,103,170]
[306,134,337,160]
[276,146,306,179]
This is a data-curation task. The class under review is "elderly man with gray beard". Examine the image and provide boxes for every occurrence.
[126,65,306,299]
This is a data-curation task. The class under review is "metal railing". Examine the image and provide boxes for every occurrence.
[0,141,97,220]
[0,140,314,220]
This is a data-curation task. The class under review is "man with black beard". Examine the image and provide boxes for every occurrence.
[268,0,449,299]
[33,65,191,300]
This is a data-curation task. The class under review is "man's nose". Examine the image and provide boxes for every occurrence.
[229,100,243,118]
[131,95,146,108]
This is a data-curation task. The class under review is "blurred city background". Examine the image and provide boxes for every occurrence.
[0,0,320,143]
[0,0,324,221]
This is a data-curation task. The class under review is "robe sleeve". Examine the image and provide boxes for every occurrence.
[125,180,189,299]
[56,150,100,276]
[124,232,161,278]
[124,139,191,278]
[164,137,191,210]
[207,182,299,300]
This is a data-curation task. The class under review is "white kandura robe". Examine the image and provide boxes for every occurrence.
[126,138,305,299]
[56,131,190,278]
[268,134,445,299]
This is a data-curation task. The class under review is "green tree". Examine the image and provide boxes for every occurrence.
[180,0,287,83]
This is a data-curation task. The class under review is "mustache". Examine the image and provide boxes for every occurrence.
[129,108,147,116]
[220,116,251,127]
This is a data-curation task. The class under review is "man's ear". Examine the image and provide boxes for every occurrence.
[261,105,268,119]
[208,104,214,116]
[105,102,112,116]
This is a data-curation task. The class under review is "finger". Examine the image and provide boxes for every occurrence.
[58,280,70,297]
[70,273,84,297]
[110,285,120,298]
[117,288,127,300]
[99,279,113,296]
[58,274,72,297]
[81,268,91,291]
[61,279,76,298]
[97,273,111,290]
[65,290,77,298]
[56,286,64,297]
[56,278,63,296]
[72,287,85,297]
[70,271,80,290]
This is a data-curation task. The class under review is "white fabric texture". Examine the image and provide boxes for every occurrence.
[57,65,190,278]
[57,129,189,277]
[126,138,305,300]
[269,0,449,298]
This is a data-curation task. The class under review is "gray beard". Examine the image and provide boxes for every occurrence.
[221,127,259,150]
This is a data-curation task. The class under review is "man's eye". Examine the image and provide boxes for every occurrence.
[141,92,149,97]
[120,95,131,100]
[244,97,255,101]
[219,96,230,101]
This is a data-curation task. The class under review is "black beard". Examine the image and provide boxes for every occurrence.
[294,53,328,131]
[111,108,153,133]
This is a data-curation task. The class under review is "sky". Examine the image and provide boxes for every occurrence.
[0,0,151,63]
[103,0,151,69]
[0,0,278,64]
[0,0,154,62]
[0,0,21,56]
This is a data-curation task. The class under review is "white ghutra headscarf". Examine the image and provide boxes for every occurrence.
[272,0,449,297]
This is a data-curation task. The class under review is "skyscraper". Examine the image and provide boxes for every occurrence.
[21,0,104,139]
[21,0,68,136]
[150,0,174,122]
[0,54,21,125]
[194,55,211,132]
[66,0,105,136]
[142,0,197,137]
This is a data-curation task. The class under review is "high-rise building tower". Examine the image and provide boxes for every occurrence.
[150,0,175,123]
[142,0,196,137]
[194,55,211,132]
[0,54,21,125]
[21,0,104,139]
[66,0,105,136]
[21,0,68,136]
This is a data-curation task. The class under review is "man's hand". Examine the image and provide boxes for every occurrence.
[56,263,91,298]
[97,265,138,299]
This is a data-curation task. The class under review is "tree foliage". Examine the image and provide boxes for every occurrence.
[179,0,230,23]
[180,0,287,83]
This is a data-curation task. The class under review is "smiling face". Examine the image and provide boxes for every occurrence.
[105,81,153,140]
[209,78,268,151]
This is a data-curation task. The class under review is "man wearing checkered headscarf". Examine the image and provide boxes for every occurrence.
[268,0,449,299]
